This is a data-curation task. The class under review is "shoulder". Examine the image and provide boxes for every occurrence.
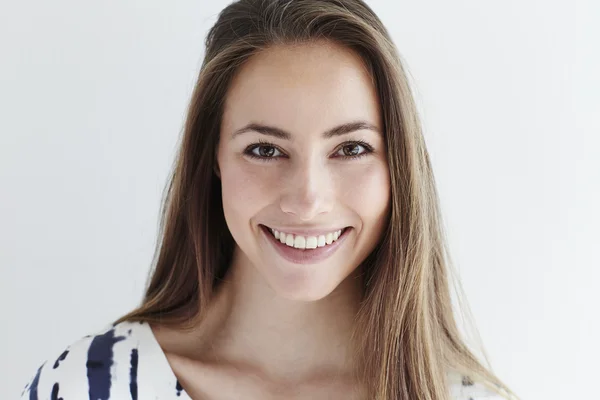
[447,370,513,400]
[18,320,152,399]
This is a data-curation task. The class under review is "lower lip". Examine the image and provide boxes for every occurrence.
[259,225,351,265]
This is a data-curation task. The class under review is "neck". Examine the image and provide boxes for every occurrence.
[198,245,364,384]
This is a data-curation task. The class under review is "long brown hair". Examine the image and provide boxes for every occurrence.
[113,1,518,399]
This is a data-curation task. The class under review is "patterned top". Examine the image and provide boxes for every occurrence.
[19,320,507,399]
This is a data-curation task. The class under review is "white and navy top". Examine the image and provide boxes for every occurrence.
[19,320,507,399]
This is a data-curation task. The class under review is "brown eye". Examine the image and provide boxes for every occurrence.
[341,144,360,156]
[257,145,276,157]
[333,141,373,159]
[244,142,283,161]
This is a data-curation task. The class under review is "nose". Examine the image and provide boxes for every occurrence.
[279,156,334,221]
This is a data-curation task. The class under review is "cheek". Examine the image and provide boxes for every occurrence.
[337,162,390,221]
[219,155,275,223]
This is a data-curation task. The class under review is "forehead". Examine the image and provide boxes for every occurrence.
[222,41,381,136]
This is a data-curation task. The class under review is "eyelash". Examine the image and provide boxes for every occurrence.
[243,139,374,162]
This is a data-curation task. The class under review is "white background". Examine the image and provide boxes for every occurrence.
[1,1,598,399]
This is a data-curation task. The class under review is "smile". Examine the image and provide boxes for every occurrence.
[268,227,346,249]
[259,225,351,265]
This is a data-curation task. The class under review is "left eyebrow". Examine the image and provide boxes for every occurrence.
[230,120,381,140]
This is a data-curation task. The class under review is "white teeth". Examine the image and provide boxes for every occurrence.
[317,235,326,247]
[285,234,294,246]
[269,227,345,250]
[293,235,305,249]
[325,232,333,245]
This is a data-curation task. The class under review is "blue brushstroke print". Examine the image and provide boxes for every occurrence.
[86,328,126,400]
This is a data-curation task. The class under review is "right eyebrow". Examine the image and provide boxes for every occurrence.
[230,120,381,140]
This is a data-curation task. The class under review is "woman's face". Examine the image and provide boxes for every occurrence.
[217,41,390,301]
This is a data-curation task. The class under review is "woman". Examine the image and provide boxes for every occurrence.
[19,0,518,399]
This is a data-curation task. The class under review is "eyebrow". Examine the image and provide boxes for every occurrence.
[230,120,381,140]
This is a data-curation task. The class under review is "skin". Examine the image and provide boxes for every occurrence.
[151,40,391,399]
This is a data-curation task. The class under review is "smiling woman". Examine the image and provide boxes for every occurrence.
[215,41,391,301]
[19,1,518,400]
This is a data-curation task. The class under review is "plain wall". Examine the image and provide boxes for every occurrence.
[1,0,598,398]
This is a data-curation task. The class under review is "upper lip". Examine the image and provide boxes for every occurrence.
[261,224,349,237]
